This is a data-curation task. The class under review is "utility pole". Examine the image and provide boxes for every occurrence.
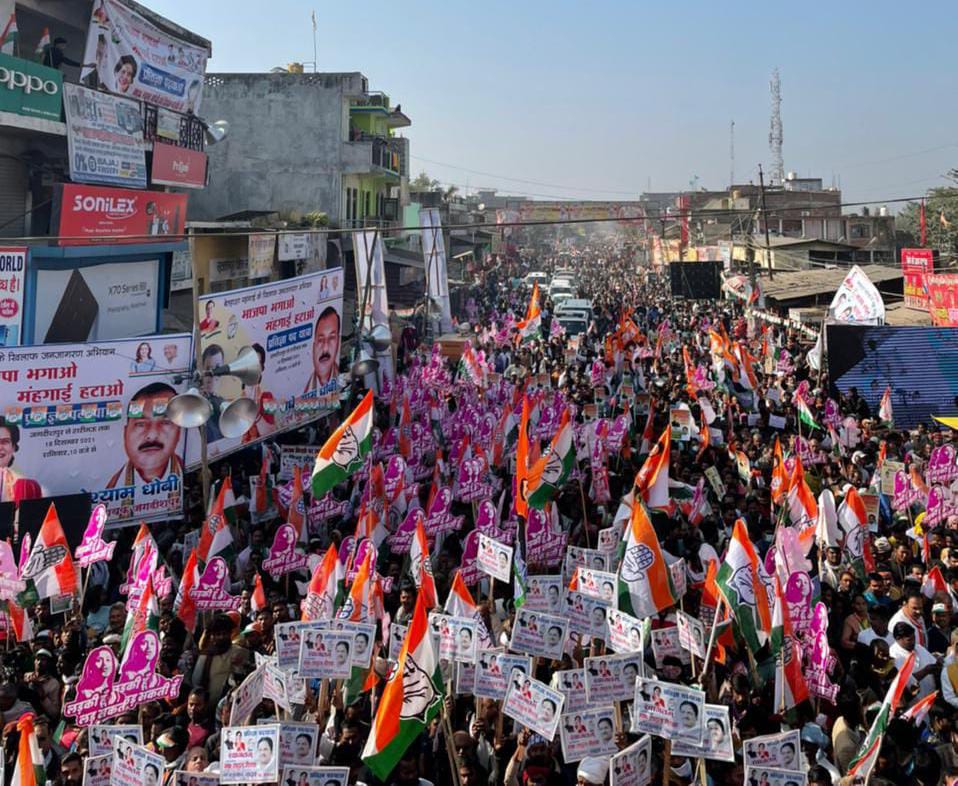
[758,163,773,281]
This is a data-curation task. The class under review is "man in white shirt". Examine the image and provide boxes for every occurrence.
[889,621,940,699]
[889,590,929,650]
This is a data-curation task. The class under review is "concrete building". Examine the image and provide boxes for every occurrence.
[189,71,411,230]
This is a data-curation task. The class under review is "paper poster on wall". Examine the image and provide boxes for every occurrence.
[0,247,26,347]
[0,336,191,524]
[188,270,344,466]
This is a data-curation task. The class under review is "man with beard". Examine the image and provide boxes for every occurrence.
[58,753,84,786]
[105,383,183,489]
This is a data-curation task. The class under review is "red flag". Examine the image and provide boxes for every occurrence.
[920,199,927,246]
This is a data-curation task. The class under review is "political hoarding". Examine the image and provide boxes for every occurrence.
[926,273,958,327]
[827,324,958,429]
[901,248,934,310]
[187,270,344,467]
[80,0,209,115]
[0,336,192,525]
[63,82,147,190]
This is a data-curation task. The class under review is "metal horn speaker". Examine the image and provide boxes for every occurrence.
[351,350,379,378]
[218,397,259,438]
[363,324,392,352]
[204,120,230,146]
[166,388,213,428]
[212,345,263,386]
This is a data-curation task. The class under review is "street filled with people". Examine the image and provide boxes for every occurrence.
[4,235,957,786]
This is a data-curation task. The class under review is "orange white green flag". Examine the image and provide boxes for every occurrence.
[10,713,44,786]
[616,500,677,618]
[362,592,444,781]
[303,545,344,621]
[515,281,541,344]
[635,425,671,509]
[18,503,77,605]
[410,518,438,609]
[771,575,809,712]
[715,519,772,655]
[525,409,574,510]
[312,391,375,498]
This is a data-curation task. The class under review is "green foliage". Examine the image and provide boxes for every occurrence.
[410,171,441,191]
[897,187,958,262]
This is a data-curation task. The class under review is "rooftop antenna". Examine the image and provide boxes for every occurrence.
[729,119,735,188]
[311,10,318,72]
[769,68,784,185]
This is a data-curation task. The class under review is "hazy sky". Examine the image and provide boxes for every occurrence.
[150,0,958,206]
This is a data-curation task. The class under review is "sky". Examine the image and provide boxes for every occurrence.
[149,0,958,207]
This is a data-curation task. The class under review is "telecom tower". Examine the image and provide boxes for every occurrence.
[768,68,784,185]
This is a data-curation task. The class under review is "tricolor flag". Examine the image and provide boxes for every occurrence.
[770,436,788,505]
[302,545,344,621]
[922,565,947,599]
[198,480,237,566]
[251,573,267,613]
[444,570,492,648]
[6,601,32,643]
[459,341,484,387]
[10,713,45,786]
[338,550,375,623]
[410,519,437,609]
[312,390,375,498]
[837,486,867,534]
[515,281,541,344]
[715,519,772,654]
[771,575,809,712]
[635,425,671,509]
[514,396,531,518]
[902,690,938,726]
[786,455,818,527]
[362,592,444,780]
[33,27,49,61]
[848,651,915,782]
[0,11,18,55]
[879,386,893,425]
[173,547,199,632]
[525,409,574,510]
[794,393,821,431]
[18,503,77,606]
[616,501,677,618]
[120,574,159,653]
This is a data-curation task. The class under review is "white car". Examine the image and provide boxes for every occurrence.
[524,271,549,287]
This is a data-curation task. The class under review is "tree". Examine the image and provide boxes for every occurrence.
[896,187,958,266]
[409,171,440,191]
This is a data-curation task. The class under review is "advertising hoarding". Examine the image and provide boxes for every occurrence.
[54,183,187,246]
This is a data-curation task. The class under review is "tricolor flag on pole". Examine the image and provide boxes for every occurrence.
[848,651,915,782]
[33,27,49,61]
[10,713,45,786]
[771,575,809,712]
[0,11,18,55]
[361,593,444,781]
[794,393,821,431]
[173,547,199,632]
[250,574,267,613]
[6,601,32,643]
[515,281,541,345]
[458,341,484,387]
[902,690,938,726]
[770,436,788,506]
[312,390,375,498]
[616,501,677,618]
[525,409,574,510]
[786,455,818,527]
[18,503,77,606]
[879,386,893,426]
[444,570,493,648]
[635,425,671,509]
[410,519,437,609]
[715,519,772,655]
[302,545,344,621]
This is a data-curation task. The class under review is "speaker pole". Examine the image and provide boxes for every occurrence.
[189,227,211,511]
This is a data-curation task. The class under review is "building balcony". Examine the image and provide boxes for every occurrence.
[343,135,406,177]
[341,217,398,230]
[142,105,207,152]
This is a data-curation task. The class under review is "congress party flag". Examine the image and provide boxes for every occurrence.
[794,392,821,431]
[10,713,44,786]
[771,575,808,712]
[18,503,77,605]
[515,281,541,344]
[786,455,817,527]
[616,500,677,618]
[312,391,375,498]
[715,519,772,655]
[410,518,438,609]
[525,409,575,510]
[362,593,444,780]
[879,386,894,425]
[635,425,671,509]
[303,545,344,621]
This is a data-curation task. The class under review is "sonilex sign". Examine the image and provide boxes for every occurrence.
[0,52,63,122]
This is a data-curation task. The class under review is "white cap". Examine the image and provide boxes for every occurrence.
[577,757,610,785]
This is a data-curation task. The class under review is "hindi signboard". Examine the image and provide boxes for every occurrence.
[902,248,934,309]
[0,336,191,524]
[188,270,344,466]
[0,247,25,347]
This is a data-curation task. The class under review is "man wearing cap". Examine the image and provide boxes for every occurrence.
[157,726,190,780]
[24,648,60,719]
[576,757,608,786]
[929,601,953,654]
[890,620,940,699]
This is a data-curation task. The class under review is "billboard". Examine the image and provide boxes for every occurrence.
[34,260,160,343]
[827,324,958,428]
[0,335,192,524]
[54,184,186,246]
[901,248,934,309]
[0,52,62,122]
[80,0,209,115]
[0,248,25,347]
[63,83,147,189]
[926,273,958,327]
[187,270,344,466]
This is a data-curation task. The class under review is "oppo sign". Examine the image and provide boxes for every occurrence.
[0,65,59,97]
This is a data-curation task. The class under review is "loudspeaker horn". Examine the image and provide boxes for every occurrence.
[363,324,392,353]
[218,397,259,439]
[212,345,263,386]
[166,388,213,428]
[351,350,379,378]
[204,120,230,146]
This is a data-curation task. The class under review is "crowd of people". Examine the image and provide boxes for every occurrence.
[2,232,956,786]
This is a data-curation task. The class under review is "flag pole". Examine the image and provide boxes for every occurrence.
[697,597,724,684]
